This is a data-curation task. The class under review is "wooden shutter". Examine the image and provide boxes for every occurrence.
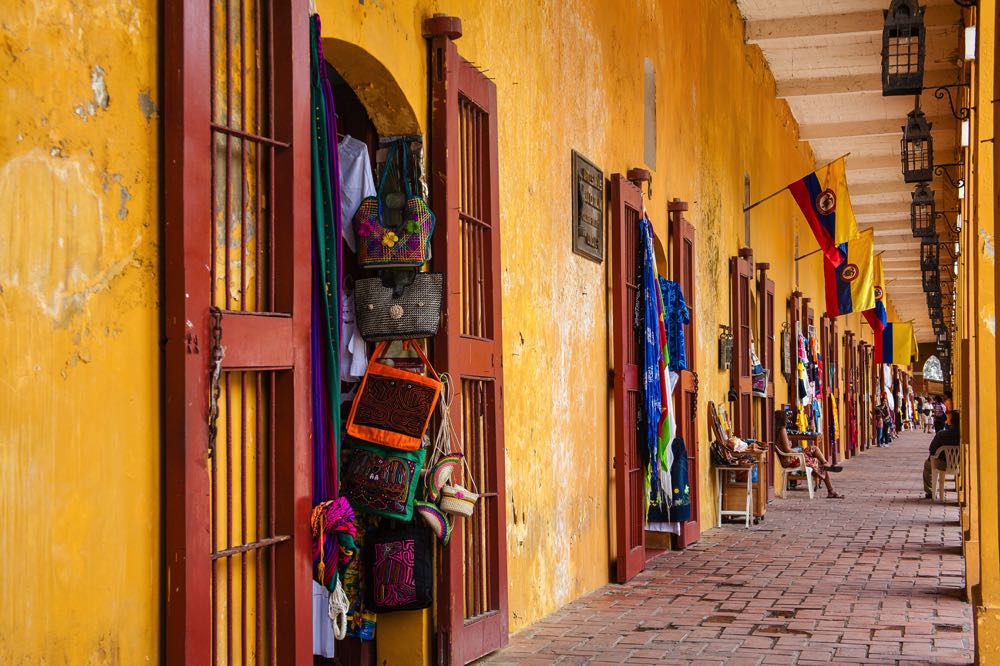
[610,174,645,583]
[670,200,700,549]
[426,18,509,664]
[164,1,312,663]
[757,264,776,494]
[730,250,754,438]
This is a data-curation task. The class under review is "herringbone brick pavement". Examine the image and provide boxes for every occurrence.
[481,430,972,665]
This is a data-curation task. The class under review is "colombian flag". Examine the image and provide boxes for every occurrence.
[823,229,875,317]
[862,255,889,334]
[873,322,918,365]
[788,157,860,264]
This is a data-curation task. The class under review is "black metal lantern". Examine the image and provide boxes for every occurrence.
[920,238,940,271]
[882,0,926,96]
[910,183,936,237]
[927,290,942,307]
[902,100,934,183]
[922,266,940,292]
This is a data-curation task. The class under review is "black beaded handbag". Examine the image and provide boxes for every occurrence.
[354,271,443,342]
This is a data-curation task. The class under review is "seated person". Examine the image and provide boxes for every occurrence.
[923,410,961,499]
[773,410,844,499]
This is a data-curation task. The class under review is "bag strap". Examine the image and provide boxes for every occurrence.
[370,340,441,383]
[401,340,441,382]
[400,141,413,199]
[375,141,398,197]
[432,374,480,495]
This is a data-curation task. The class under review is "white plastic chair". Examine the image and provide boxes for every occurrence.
[775,449,815,500]
[933,445,961,503]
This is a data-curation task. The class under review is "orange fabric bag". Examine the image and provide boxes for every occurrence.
[346,341,442,451]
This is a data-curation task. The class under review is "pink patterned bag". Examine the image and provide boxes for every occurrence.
[354,141,435,269]
[365,525,434,612]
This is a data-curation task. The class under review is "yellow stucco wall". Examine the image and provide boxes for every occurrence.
[323,0,874,635]
[0,0,904,660]
[0,1,160,662]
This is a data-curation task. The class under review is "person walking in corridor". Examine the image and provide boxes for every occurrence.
[932,396,948,433]
[924,411,961,499]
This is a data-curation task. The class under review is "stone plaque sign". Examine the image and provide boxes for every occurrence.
[572,151,604,263]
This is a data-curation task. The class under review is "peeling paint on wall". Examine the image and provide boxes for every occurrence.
[982,308,996,337]
[980,227,994,263]
[0,1,160,662]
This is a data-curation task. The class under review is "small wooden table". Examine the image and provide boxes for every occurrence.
[716,464,756,528]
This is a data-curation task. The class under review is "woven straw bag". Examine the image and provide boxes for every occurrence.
[354,272,443,342]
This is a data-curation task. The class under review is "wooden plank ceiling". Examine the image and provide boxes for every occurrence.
[737,0,964,342]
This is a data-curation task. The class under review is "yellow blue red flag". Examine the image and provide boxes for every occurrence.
[863,254,889,334]
[823,229,875,317]
[874,322,917,365]
[788,157,860,264]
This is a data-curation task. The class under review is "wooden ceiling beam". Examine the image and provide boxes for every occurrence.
[777,69,958,98]
[747,4,959,44]
[799,115,951,140]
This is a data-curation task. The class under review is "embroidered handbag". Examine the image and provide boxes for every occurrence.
[340,438,427,521]
[354,271,444,342]
[346,340,442,451]
[355,141,435,269]
[365,525,434,613]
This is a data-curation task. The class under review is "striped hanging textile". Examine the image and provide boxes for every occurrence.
[310,15,343,503]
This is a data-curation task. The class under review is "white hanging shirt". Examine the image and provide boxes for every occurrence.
[340,288,369,382]
[338,135,376,252]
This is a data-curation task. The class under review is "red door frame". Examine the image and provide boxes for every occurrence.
[730,249,754,439]
[670,200,700,548]
[756,263,775,495]
[163,1,313,662]
[610,174,646,583]
[425,16,509,664]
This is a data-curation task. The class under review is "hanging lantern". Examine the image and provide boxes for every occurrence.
[920,238,939,271]
[926,290,942,308]
[922,263,940,292]
[882,0,926,96]
[910,183,936,237]
[901,100,934,183]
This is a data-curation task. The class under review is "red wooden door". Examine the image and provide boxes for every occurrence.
[757,266,776,494]
[730,250,754,438]
[610,174,645,583]
[426,17,509,664]
[789,292,802,412]
[164,1,312,663]
[820,316,835,462]
[670,200,700,548]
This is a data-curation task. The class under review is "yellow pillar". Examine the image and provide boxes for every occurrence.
[972,2,1000,661]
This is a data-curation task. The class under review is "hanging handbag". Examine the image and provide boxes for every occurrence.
[346,340,443,451]
[340,438,427,521]
[354,271,444,342]
[365,524,434,612]
[354,141,435,269]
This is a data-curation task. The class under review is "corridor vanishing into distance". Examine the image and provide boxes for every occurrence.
[483,431,971,665]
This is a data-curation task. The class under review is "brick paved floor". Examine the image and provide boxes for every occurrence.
[482,430,972,665]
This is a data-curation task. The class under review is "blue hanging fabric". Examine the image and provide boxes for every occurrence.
[640,216,666,508]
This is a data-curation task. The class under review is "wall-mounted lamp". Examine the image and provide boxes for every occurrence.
[882,0,926,96]
[902,100,934,182]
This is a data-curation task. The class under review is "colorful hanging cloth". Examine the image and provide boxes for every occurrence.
[310,14,343,501]
[311,497,358,590]
[640,216,666,507]
[659,278,690,372]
